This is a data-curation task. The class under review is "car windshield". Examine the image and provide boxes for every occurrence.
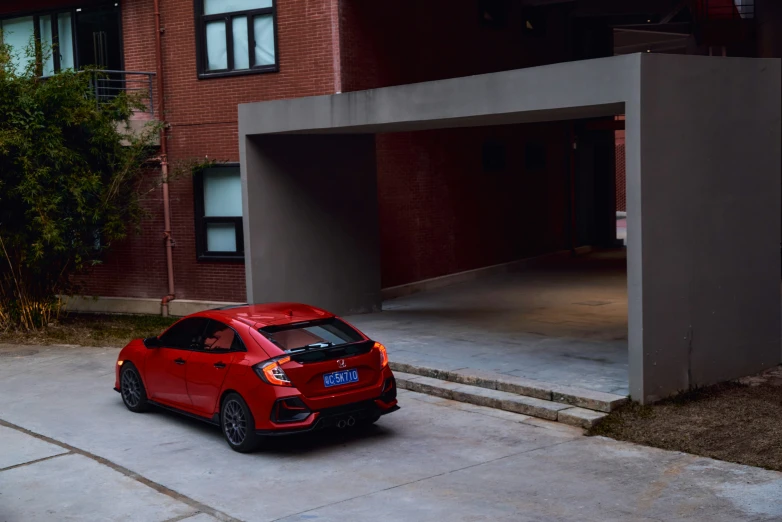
[258,318,363,352]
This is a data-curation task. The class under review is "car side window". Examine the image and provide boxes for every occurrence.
[159,318,210,350]
[201,320,244,353]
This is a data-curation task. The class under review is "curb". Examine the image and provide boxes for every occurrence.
[395,372,608,429]
[390,362,628,413]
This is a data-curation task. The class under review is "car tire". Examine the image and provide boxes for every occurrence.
[120,363,150,413]
[221,393,261,453]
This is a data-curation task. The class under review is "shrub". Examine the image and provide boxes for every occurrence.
[0,41,160,330]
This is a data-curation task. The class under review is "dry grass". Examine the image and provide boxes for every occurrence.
[0,313,177,347]
[589,379,782,471]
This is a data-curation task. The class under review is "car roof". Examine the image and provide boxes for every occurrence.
[200,302,335,328]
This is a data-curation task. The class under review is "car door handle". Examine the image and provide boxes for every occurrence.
[213,362,226,369]
[174,358,186,365]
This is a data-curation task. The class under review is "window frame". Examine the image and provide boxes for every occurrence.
[193,163,245,263]
[194,0,279,79]
[159,317,211,350]
[0,7,78,76]
[196,319,247,353]
[259,318,366,352]
[159,317,247,353]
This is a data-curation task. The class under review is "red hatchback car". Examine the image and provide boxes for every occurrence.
[114,303,399,452]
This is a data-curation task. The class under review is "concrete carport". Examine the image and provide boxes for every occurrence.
[239,53,781,403]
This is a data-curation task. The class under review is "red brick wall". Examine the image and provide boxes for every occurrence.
[6,0,576,299]
[341,0,572,287]
[339,0,571,92]
[76,0,341,302]
[378,123,568,288]
[615,139,626,213]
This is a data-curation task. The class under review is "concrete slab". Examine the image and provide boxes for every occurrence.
[179,514,220,522]
[0,453,197,522]
[393,362,628,412]
[398,373,571,421]
[557,407,608,429]
[274,438,782,522]
[0,424,68,470]
[349,250,630,396]
[0,346,578,522]
[1,345,781,522]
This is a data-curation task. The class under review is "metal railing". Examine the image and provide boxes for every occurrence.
[89,70,156,116]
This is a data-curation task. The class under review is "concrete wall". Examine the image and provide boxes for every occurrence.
[241,134,381,315]
[627,55,782,401]
[240,54,782,402]
[239,55,632,135]
[62,296,243,317]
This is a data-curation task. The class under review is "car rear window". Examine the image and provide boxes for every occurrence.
[259,318,363,353]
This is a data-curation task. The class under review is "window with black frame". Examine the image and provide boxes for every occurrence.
[194,165,244,261]
[0,11,75,76]
[196,0,277,78]
[1,4,122,78]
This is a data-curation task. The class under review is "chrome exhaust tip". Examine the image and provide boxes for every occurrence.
[346,416,356,427]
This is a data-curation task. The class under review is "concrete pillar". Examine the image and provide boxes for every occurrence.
[628,55,781,402]
[241,134,382,315]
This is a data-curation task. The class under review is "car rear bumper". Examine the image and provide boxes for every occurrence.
[255,398,399,436]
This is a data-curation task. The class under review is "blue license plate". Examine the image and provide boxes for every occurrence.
[323,369,359,388]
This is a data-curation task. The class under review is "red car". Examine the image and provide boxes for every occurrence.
[114,303,399,452]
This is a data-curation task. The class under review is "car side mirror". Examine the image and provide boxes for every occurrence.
[143,337,162,349]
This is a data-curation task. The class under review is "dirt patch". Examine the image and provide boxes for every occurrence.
[589,371,782,472]
[0,313,177,347]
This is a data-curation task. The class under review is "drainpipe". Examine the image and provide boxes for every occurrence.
[153,0,175,317]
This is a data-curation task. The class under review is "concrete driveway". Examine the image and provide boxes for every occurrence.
[349,250,629,396]
[1,344,781,522]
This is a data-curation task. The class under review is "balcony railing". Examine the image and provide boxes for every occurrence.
[89,70,156,116]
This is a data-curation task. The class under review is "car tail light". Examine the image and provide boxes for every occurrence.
[374,342,388,368]
[254,356,292,386]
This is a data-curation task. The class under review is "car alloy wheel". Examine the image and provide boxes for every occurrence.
[220,393,261,453]
[223,399,248,446]
[121,368,142,408]
[120,364,149,413]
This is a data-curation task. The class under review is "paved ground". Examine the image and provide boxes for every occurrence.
[349,250,629,396]
[2,344,782,522]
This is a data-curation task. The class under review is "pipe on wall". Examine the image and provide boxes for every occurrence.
[153,0,176,317]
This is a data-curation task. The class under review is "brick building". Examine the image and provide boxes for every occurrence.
[0,0,778,316]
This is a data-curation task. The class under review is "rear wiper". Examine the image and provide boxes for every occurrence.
[288,341,333,353]
[303,342,333,349]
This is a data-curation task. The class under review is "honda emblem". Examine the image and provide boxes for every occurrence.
[337,359,346,368]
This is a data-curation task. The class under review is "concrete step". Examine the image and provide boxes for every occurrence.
[390,362,628,413]
[396,372,608,429]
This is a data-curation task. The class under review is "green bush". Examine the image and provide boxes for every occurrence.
[0,41,160,330]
